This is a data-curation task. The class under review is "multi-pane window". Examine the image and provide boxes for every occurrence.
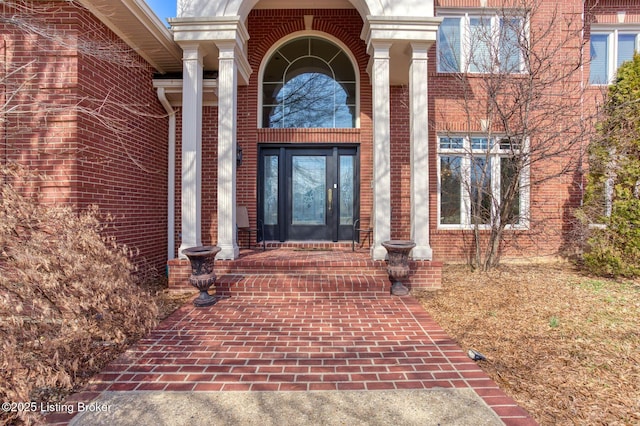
[262,37,357,128]
[437,13,525,73]
[438,135,528,228]
[589,30,640,85]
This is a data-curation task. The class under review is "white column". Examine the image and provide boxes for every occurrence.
[179,44,204,257]
[410,43,432,260]
[216,42,239,259]
[370,42,392,260]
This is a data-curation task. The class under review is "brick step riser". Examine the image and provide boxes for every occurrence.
[215,266,389,276]
[170,273,391,297]
[168,258,443,294]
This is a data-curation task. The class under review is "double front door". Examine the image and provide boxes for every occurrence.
[259,145,359,242]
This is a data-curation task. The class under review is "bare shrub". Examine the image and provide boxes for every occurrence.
[0,164,158,425]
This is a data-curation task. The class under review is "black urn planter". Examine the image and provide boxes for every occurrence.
[382,240,415,296]
[182,245,221,307]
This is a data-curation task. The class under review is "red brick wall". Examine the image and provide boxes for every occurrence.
[2,1,169,272]
[202,106,219,247]
[1,2,79,202]
[75,7,169,272]
[390,86,411,240]
[428,0,587,261]
[193,4,593,262]
[8,1,619,270]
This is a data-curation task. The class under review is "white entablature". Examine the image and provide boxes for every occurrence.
[178,0,436,21]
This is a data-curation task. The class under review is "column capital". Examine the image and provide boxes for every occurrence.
[181,43,205,63]
[171,16,250,47]
[214,40,252,84]
[171,16,252,85]
[369,40,393,55]
[362,16,442,47]
[410,42,431,59]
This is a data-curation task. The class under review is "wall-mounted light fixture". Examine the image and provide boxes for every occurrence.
[237,146,243,166]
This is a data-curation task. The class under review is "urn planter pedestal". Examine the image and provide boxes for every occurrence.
[182,246,221,307]
[382,240,415,296]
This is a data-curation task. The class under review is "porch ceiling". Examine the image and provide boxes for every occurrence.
[153,79,219,107]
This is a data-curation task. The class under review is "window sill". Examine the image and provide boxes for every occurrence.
[436,224,530,231]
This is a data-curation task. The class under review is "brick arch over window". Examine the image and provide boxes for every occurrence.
[248,10,367,72]
[236,0,373,21]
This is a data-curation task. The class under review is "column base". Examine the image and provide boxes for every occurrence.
[411,245,433,261]
[371,244,388,261]
[216,243,240,260]
[178,243,202,259]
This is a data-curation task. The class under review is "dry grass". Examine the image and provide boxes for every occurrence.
[142,277,193,320]
[414,263,640,426]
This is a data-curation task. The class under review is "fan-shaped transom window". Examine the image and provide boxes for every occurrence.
[262,37,357,128]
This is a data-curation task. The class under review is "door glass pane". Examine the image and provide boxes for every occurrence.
[339,156,354,225]
[292,156,326,225]
[440,156,462,224]
[263,155,279,225]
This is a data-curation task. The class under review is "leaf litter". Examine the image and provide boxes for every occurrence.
[414,264,640,426]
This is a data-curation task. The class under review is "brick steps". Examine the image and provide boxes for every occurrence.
[215,274,390,298]
[167,248,442,297]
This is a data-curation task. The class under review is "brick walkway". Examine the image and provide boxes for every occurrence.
[47,294,537,425]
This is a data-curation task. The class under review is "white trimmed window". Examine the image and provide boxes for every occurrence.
[437,12,526,74]
[438,135,530,228]
[589,28,640,85]
[261,36,357,128]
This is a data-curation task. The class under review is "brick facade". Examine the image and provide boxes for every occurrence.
[2,1,169,272]
[6,0,640,279]
[192,4,589,263]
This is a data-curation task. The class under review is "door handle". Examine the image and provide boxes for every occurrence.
[328,188,333,212]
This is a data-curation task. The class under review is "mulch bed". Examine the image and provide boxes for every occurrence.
[414,263,640,426]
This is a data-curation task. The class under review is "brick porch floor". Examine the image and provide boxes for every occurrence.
[46,292,537,425]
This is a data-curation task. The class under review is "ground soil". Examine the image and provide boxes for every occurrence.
[413,263,640,426]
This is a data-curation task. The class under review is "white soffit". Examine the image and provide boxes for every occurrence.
[79,0,183,74]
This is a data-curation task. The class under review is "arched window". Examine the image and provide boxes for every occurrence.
[262,36,357,128]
